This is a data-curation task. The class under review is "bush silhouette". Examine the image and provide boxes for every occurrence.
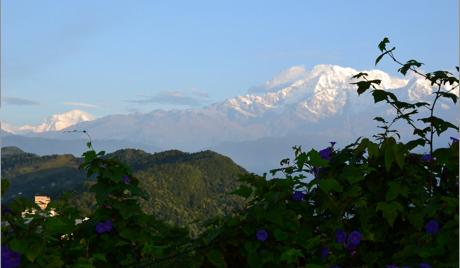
[1,38,458,267]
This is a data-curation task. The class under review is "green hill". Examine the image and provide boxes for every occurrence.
[1,146,247,233]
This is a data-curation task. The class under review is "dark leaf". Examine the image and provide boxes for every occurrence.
[438,92,458,104]
[378,37,390,52]
[373,117,387,123]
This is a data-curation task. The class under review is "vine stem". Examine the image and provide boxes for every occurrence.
[429,84,443,154]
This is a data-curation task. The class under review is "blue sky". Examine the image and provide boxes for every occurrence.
[2,0,458,125]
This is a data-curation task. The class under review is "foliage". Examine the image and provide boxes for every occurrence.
[1,147,246,235]
[1,38,458,267]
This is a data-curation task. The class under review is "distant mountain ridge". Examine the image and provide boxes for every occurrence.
[2,110,94,134]
[3,64,458,173]
[1,146,247,232]
[37,65,457,147]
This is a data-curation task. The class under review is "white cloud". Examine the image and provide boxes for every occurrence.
[3,97,40,106]
[249,65,308,93]
[63,102,98,108]
[127,90,210,107]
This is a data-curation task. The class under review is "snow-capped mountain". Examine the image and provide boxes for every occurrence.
[31,65,455,148]
[3,110,95,134]
[4,65,457,172]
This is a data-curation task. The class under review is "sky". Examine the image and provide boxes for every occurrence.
[1,0,458,126]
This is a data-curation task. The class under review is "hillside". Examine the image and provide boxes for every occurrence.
[1,146,247,232]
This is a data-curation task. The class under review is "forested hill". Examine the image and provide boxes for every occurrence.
[1,146,248,232]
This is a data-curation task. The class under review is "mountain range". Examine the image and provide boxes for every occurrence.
[3,64,458,173]
[1,146,246,234]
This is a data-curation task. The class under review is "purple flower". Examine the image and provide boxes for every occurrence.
[450,137,459,143]
[420,154,433,161]
[319,147,333,161]
[335,229,347,244]
[387,265,398,268]
[122,175,130,184]
[419,263,431,268]
[96,220,113,234]
[402,266,410,268]
[320,247,329,258]
[2,205,12,215]
[425,219,439,235]
[2,245,21,268]
[347,230,362,247]
[256,229,268,242]
[312,167,322,177]
[292,191,305,201]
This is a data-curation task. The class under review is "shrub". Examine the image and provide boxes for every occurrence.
[1,38,458,267]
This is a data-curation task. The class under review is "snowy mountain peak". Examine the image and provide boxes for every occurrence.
[38,110,95,132]
[2,110,95,134]
[220,64,410,120]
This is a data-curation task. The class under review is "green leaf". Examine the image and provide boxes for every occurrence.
[438,91,458,104]
[372,89,388,103]
[375,47,395,65]
[307,150,329,167]
[280,248,304,264]
[231,185,253,198]
[376,201,403,226]
[407,210,424,229]
[1,179,10,195]
[384,144,394,172]
[398,60,423,75]
[385,181,408,201]
[354,81,371,95]
[91,254,107,262]
[318,179,343,193]
[273,229,289,241]
[343,166,365,185]
[305,265,323,268]
[419,116,459,135]
[206,249,227,268]
[405,138,426,150]
[373,117,387,123]
[392,143,406,169]
[378,37,390,52]
[352,72,368,79]
[44,217,75,236]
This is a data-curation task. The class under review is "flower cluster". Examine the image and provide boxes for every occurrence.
[256,229,268,242]
[292,190,305,201]
[2,245,21,268]
[96,220,113,234]
[424,219,439,235]
[122,175,130,184]
[335,229,362,251]
[420,154,433,162]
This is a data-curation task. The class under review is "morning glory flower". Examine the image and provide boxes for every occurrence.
[292,191,305,201]
[425,219,440,235]
[335,229,347,244]
[319,147,333,161]
[420,154,433,161]
[320,247,329,258]
[256,229,268,242]
[122,175,130,184]
[96,220,113,234]
[2,205,12,215]
[419,263,431,268]
[312,167,321,177]
[2,245,21,268]
[347,230,363,246]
